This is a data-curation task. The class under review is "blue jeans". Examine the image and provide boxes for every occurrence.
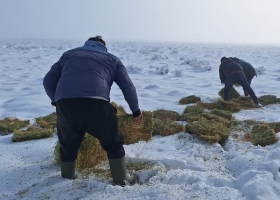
[224,71,259,105]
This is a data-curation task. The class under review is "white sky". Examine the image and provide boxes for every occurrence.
[1,0,280,44]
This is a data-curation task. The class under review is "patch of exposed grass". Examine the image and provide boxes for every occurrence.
[178,95,201,105]
[185,117,230,143]
[0,118,30,134]
[111,102,127,116]
[267,122,280,133]
[153,118,184,136]
[176,113,200,122]
[12,126,54,142]
[244,124,277,146]
[218,87,241,100]
[118,111,154,145]
[201,113,232,128]
[215,99,241,112]
[35,112,57,129]
[196,101,217,109]
[210,109,233,121]
[153,109,180,121]
[258,95,280,106]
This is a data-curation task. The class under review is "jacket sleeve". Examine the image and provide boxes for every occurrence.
[114,60,140,113]
[43,58,63,102]
[219,64,226,83]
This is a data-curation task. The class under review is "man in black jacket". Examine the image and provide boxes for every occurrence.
[219,57,262,107]
[230,57,257,96]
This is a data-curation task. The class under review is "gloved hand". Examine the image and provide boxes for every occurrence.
[133,109,143,122]
[51,102,57,107]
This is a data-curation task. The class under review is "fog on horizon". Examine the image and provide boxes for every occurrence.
[1,0,280,45]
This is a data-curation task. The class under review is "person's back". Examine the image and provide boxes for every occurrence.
[230,57,256,77]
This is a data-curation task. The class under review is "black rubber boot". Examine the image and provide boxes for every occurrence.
[61,161,78,180]
[109,156,127,186]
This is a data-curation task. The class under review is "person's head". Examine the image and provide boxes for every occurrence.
[88,36,106,46]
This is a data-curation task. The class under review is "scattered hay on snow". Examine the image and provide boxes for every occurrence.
[0,117,30,134]
[178,95,201,105]
[244,124,277,146]
[12,126,54,142]
[153,118,184,136]
[35,112,57,129]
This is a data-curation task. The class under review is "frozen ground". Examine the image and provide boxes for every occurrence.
[0,39,280,200]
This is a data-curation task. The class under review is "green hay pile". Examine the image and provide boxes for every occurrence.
[196,101,217,109]
[215,99,241,112]
[118,111,154,145]
[201,113,232,128]
[232,97,255,109]
[153,118,184,136]
[12,126,54,142]
[35,112,57,129]
[183,105,205,115]
[54,133,107,169]
[210,109,233,121]
[244,124,277,146]
[176,113,200,122]
[218,87,241,100]
[258,95,280,106]
[153,109,180,121]
[0,117,30,134]
[185,117,230,143]
[111,102,127,116]
[178,95,201,105]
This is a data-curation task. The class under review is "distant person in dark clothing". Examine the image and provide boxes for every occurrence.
[43,36,143,186]
[230,57,257,96]
[219,57,262,107]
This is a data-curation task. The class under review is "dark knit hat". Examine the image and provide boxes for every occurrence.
[88,36,106,46]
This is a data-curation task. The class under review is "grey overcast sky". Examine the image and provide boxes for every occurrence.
[0,0,280,44]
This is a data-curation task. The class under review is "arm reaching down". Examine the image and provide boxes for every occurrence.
[114,61,140,116]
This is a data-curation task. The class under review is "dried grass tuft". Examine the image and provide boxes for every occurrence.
[218,87,241,100]
[178,95,201,105]
[12,126,54,142]
[0,117,30,134]
[153,118,184,136]
[153,109,180,121]
[111,102,127,116]
[258,95,280,106]
[183,105,205,115]
[210,109,233,121]
[35,112,57,129]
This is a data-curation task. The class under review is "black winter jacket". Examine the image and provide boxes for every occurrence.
[219,59,243,83]
[231,57,257,77]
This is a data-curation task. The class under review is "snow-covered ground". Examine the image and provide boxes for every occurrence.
[0,39,280,200]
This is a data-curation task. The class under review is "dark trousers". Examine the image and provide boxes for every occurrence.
[244,74,254,96]
[224,72,259,105]
[56,98,125,162]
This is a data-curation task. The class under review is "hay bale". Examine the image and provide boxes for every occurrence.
[232,96,255,109]
[0,117,30,134]
[196,101,217,109]
[111,102,127,116]
[153,118,184,136]
[210,109,233,121]
[153,109,180,121]
[258,95,280,106]
[35,112,57,129]
[218,87,241,100]
[12,126,54,142]
[183,105,205,115]
[185,117,230,143]
[54,133,107,169]
[216,99,241,112]
[244,124,276,146]
[118,111,153,144]
[201,113,232,128]
[178,95,201,105]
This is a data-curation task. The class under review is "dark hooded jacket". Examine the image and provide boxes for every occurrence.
[219,58,243,83]
[230,57,257,77]
[43,40,139,113]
